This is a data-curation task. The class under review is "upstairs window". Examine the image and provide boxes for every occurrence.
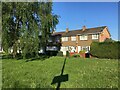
[48,38,52,42]
[55,36,60,42]
[92,34,99,39]
[80,35,88,40]
[71,36,76,41]
[62,37,68,41]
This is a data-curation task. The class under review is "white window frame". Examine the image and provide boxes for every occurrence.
[61,46,68,51]
[71,36,76,41]
[46,46,58,51]
[92,34,99,39]
[62,37,68,41]
[82,46,90,53]
[80,35,88,40]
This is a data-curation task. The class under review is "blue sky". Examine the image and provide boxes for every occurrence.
[52,2,118,40]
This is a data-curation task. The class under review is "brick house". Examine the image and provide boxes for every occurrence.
[46,32,63,51]
[0,26,111,56]
[52,26,111,55]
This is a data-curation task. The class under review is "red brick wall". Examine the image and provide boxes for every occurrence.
[99,27,111,42]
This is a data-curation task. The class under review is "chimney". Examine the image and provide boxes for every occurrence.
[82,26,86,31]
[66,28,69,33]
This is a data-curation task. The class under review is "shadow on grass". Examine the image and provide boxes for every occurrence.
[2,54,51,63]
[51,57,69,89]
[25,55,50,62]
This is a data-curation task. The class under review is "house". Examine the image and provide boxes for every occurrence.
[52,26,111,55]
[38,31,64,55]
[1,26,111,56]
[46,33,63,51]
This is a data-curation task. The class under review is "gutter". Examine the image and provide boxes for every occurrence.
[77,32,101,35]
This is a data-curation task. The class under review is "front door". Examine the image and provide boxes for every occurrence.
[77,46,81,53]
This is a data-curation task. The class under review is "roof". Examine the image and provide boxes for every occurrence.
[52,26,109,37]
[52,31,65,36]
[62,26,107,37]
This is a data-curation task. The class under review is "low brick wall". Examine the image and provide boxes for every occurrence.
[80,53,86,58]
[69,52,77,57]
[70,52,91,58]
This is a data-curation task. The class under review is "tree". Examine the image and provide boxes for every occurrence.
[0,2,1,30]
[104,38,115,42]
[2,2,28,57]
[2,2,59,59]
[38,2,59,53]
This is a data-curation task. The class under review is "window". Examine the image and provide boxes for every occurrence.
[71,36,76,41]
[55,36,60,42]
[61,46,69,51]
[82,46,90,52]
[48,37,52,42]
[68,46,76,52]
[62,37,68,41]
[46,46,58,51]
[80,35,88,40]
[92,34,99,39]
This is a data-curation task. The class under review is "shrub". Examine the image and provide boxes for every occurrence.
[16,53,23,60]
[90,41,120,59]
[2,54,13,59]
[46,51,58,56]
[79,50,86,54]
[57,51,63,56]
[24,52,35,59]
[72,54,80,58]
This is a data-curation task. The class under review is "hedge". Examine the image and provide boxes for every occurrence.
[90,41,120,59]
[57,51,63,56]
[72,54,80,58]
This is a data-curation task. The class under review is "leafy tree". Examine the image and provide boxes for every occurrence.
[104,38,114,42]
[38,2,59,53]
[0,2,1,28]
[2,2,59,59]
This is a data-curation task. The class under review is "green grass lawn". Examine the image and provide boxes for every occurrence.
[2,56,118,88]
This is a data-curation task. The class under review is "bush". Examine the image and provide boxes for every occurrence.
[16,53,23,60]
[46,51,58,56]
[79,50,86,54]
[90,41,120,59]
[24,52,35,59]
[2,54,13,59]
[72,54,80,58]
[57,51,63,56]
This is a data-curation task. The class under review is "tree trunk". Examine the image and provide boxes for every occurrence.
[13,43,17,58]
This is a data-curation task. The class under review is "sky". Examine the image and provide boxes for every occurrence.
[52,2,118,41]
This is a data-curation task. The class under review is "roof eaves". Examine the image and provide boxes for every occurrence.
[105,26,111,37]
[77,32,101,35]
